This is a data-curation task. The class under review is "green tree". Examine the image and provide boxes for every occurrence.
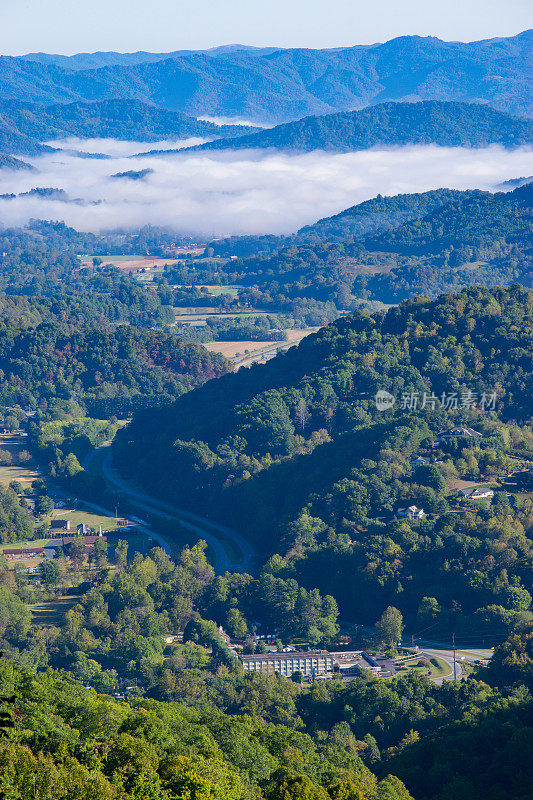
[39,558,60,586]
[114,539,129,568]
[34,495,54,516]
[375,607,403,648]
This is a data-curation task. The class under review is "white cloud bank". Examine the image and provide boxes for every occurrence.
[0,143,531,237]
[44,136,209,157]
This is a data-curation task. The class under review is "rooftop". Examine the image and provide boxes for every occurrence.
[241,650,331,662]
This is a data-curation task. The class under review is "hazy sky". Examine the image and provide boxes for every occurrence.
[2,0,531,55]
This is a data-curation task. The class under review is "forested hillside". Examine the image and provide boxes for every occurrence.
[116,285,533,633]
[0,98,255,156]
[191,184,533,315]
[209,188,485,257]
[0,31,530,120]
[0,651,414,800]
[196,101,533,153]
[0,152,32,170]
[0,534,529,799]
[0,221,179,324]
[0,319,229,417]
[0,223,230,417]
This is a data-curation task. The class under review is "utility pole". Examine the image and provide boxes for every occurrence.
[452,632,457,679]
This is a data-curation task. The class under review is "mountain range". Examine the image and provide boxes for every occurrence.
[192,100,532,153]
[1,30,531,123]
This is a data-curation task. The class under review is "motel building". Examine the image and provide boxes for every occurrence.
[240,650,334,678]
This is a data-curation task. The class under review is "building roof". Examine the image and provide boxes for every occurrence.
[470,487,494,497]
[437,427,482,438]
[241,650,331,662]
[45,536,106,548]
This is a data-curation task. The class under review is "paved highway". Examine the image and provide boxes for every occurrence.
[85,444,255,575]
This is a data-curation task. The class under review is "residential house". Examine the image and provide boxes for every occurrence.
[396,505,426,519]
[460,487,494,500]
[437,427,482,440]
[50,519,71,531]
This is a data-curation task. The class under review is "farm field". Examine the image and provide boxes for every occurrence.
[79,255,181,273]
[173,308,268,324]
[0,432,41,487]
[204,328,317,360]
[447,478,499,492]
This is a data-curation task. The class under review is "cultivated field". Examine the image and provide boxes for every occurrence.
[79,255,192,272]
[204,329,316,360]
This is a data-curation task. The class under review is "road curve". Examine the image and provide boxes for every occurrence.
[87,444,255,575]
[419,647,463,684]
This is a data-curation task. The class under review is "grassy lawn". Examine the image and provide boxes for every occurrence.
[401,656,452,679]
[29,595,82,625]
[217,535,244,564]
[0,537,58,552]
[204,285,240,298]
[45,508,118,532]
[0,463,41,486]
[0,432,42,487]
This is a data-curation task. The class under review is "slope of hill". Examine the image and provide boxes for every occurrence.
[200,184,532,312]
[1,30,531,122]
[115,284,533,630]
[208,188,485,257]
[194,101,533,153]
[0,105,55,155]
[0,655,413,800]
[0,98,256,156]
[0,152,33,170]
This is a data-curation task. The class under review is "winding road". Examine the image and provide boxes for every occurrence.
[84,444,255,575]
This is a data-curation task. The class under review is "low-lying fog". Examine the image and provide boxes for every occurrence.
[1,142,532,236]
[44,136,209,157]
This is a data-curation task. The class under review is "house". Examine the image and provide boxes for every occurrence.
[396,505,426,519]
[437,427,482,440]
[218,626,231,645]
[410,456,430,469]
[240,650,334,678]
[460,487,494,500]
[50,519,71,531]
[3,547,45,560]
[45,536,107,556]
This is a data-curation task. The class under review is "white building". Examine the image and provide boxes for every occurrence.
[460,487,494,499]
[240,650,334,678]
[437,427,482,440]
[396,505,426,519]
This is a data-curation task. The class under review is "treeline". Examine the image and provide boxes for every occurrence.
[115,285,533,631]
